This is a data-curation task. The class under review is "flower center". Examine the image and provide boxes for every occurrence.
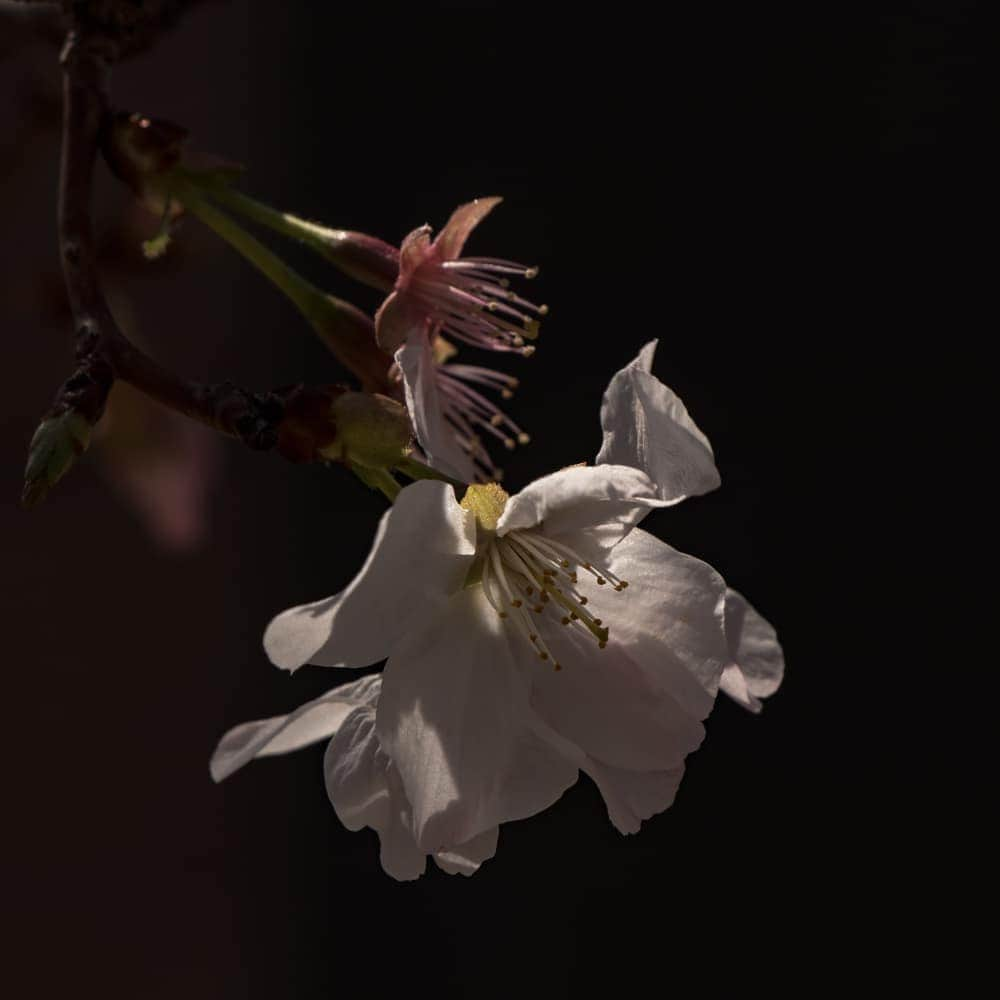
[459,482,510,532]
[411,256,547,357]
[460,485,629,672]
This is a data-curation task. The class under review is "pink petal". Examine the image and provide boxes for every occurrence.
[433,197,502,260]
[398,224,433,278]
[375,289,427,353]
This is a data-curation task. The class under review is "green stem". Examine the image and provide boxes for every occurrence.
[395,454,465,490]
[172,179,393,392]
[198,183,338,256]
[349,462,401,502]
[173,179,325,321]
[175,169,398,293]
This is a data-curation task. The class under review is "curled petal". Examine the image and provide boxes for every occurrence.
[396,338,479,483]
[398,224,434,278]
[497,463,660,553]
[597,340,720,503]
[720,588,785,713]
[210,674,381,783]
[376,586,578,853]
[433,196,502,260]
[263,480,475,672]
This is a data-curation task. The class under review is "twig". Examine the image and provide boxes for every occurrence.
[50,28,327,454]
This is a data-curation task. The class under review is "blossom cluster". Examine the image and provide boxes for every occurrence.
[211,198,785,880]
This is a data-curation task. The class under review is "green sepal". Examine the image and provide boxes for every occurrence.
[22,410,92,509]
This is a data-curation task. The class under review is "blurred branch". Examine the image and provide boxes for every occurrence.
[54,32,297,446]
[26,22,349,507]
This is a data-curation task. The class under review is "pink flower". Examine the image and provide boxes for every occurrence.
[376,198,546,482]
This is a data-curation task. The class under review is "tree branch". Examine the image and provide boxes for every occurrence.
[51,28,318,455]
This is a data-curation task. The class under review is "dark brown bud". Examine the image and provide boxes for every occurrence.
[102,111,188,198]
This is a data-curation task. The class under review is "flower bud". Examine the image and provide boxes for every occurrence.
[313,230,399,293]
[320,392,413,470]
[22,410,93,509]
[274,386,343,465]
[102,112,187,213]
[102,111,243,218]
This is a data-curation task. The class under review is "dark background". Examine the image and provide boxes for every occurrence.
[1,2,979,996]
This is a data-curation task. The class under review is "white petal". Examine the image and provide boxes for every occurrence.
[209,674,381,783]
[604,528,730,713]
[376,797,428,880]
[376,586,578,853]
[497,464,660,552]
[263,480,475,671]
[433,826,499,876]
[596,340,720,503]
[719,664,761,713]
[396,336,479,483]
[528,625,706,772]
[720,588,785,713]
[324,707,427,881]
[585,760,686,835]
[323,705,391,831]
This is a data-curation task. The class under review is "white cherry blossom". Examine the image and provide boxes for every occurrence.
[212,343,784,877]
[258,462,730,862]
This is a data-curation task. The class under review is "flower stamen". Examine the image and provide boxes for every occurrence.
[483,529,629,657]
[410,255,546,357]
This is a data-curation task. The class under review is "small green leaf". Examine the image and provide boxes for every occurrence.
[141,230,171,260]
[22,410,92,509]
